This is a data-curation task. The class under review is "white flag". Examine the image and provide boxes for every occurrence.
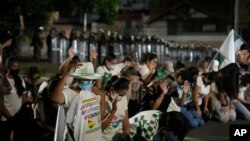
[218,29,244,69]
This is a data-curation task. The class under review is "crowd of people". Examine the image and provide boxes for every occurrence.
[0,31,250,141]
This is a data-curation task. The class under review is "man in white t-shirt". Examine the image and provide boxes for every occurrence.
[193,73,213,116]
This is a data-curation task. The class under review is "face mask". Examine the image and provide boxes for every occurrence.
[109,65,115,70]
[79,81,93,90]
[112,93,123,101]
[10,69,20,76]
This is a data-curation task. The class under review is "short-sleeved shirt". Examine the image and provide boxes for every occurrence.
[196,75,211,105]
[54,87,78,141]
[96,66,112,76]
[1,77,25,121]
[102,95,128,140]
[96,66,113,88]
[66,90,102,141]
[139,64,150,77]
[63,87,78,109]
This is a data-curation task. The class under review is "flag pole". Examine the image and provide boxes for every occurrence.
[206,49,219,71]
[234,0,240,33]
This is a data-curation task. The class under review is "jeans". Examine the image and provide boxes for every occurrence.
[181,106,204,128]
[233,100,250,120]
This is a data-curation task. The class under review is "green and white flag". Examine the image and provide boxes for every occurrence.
[218,29,244,69]
[129,110,162,141]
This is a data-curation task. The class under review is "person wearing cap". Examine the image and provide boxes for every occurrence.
[51,61,104,141]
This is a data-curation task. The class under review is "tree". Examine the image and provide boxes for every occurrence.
[53,0,119,25]
[0,0,120,37]
[91,0,119,24]
[0,0,53,39]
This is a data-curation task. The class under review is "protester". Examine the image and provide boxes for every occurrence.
[236,43,250,66]
[120,66,143,117]
[210,64,239,123]
[33,74,59,141]
[51,61,104,141]
[102,76,131,141]
[96,53,118,89]
[139,53,158,84]
[1,57,37,141]
[141,76,190,141]
[192,72,216,121]
[232,73,250,120]
[23,66,42,101]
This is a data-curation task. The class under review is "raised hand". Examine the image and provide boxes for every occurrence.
[182,80,190,94]
[90,47,97,60]
[111,94,118,113]
[66,61,83,75]
[1,39,12,49]
[160,81,170,95]
[22,94,33,104]
[68,47,75,58]
[0,84,11,95]
[91,85,105,97]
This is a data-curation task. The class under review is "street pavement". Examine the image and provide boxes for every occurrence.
[184,119,250,141]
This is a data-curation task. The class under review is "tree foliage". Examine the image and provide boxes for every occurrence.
[53,0,119,24]
[0,0,119,35]
[91,0,119,24]
[0,0,53,36]
[52,0,84,17]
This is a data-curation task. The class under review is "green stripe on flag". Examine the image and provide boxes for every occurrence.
[234,31,240,41]
[217,53,225,65]
[218,29,244,69]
